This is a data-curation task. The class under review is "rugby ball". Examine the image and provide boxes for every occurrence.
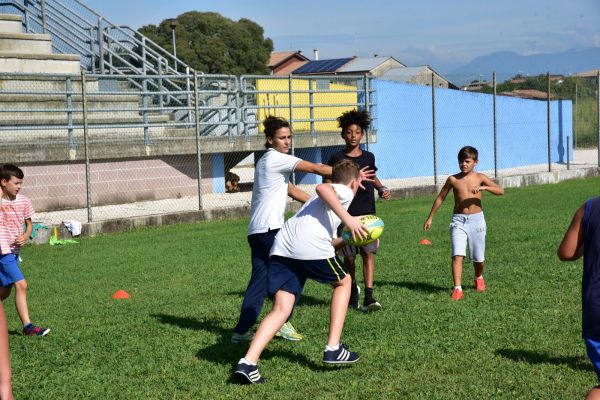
[341,215,385,246]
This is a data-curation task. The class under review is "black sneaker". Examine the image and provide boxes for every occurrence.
[361,297,382,312]
[234,361,264,384]
[349,283,360,309]
[323,343,360,364]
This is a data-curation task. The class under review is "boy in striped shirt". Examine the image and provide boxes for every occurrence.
[0,164,49,336]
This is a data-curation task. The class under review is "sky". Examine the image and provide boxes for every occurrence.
[85,0,600,73]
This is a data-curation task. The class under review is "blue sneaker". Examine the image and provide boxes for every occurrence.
[323,343,360,364]
[234,361,264,384]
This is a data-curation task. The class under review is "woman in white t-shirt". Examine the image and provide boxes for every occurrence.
[232,116,344,343]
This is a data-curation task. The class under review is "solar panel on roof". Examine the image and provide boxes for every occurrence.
[293,58,353,74]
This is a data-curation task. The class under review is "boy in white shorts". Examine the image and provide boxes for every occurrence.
[423,146,504,300]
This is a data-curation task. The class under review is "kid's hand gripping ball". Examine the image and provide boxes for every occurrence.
[342,215,384,246]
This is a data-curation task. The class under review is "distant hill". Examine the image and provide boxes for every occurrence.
[447,47,600,85]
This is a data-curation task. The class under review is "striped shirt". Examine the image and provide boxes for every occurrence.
[0,194,34,255]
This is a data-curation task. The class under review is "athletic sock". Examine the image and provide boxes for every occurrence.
[365,287,374,303]
[453,286,463,291]
[325,343,340,352]
[238,358,256,366]
[475,275,483,280]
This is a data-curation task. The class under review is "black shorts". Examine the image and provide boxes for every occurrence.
[268,255,348,296]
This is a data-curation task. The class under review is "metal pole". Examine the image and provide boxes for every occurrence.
[432,73,438,185]
[81,71,92,223]
[288,74,295,184]
[574,83,578,148]
[97,18,104,75]
[364,74,370,151]
[547,71,551,172]
[66,77,74,148]
[171,27,177,72]
[309,79,315,136]
[493,71,498,180]
[186,67,192,126]
[567,136,570,170]
[194,72,203,210]
[40,0,47,33]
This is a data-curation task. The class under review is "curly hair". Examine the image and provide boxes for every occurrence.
[337,109,371,133]
[262,116,290,149]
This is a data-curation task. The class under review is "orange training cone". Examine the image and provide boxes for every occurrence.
[112,289,131,299]
[419,238,432,245]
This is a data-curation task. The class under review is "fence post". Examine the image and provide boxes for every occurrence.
[40,0,47,33]
[493,71,498,180]
[186,67,192,126]
[66,77,74,148]
[142,76,150,145]
[309,79,315,136]
[288,74,295,184]
[158,58,164,110]
[547,72,552,172]
[574,83,578,148]
[97,18,104,75]
[567,136,570,170]
[364,74,370,151]
[432,73,438,185]
[80,71,92,223]
[194,72,203,211]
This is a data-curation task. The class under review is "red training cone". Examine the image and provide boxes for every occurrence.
[112,289,131,299]
[419,238,432,245]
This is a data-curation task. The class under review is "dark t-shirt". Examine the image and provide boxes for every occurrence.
[327,150,378,216]
[582,197,600,340]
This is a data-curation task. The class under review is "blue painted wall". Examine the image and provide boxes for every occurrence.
[370,80,573,179]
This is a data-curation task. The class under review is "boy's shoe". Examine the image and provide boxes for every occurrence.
[361,297,382,312]
[275,322,303,341]
[234,362,264,384]
[474,277,486,292]
[349,283,360,309]
[22,323,50,336]
[451,289,463,300]
[231,331,254,344]
[323,343,360,364]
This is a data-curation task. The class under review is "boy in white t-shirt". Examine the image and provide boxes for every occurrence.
[234,160,368,384]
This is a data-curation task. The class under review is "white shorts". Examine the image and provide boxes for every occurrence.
[338,239,379,258]
[450,212,486,262]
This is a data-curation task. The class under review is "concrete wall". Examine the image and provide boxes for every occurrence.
[19,155,220,212]
[371,79,573,179]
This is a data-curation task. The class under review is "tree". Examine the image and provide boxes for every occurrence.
[139,12,273,75]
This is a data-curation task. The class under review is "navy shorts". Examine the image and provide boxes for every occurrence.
[268,255,348,296]
[585,338,600,381]
[0,253,24,287]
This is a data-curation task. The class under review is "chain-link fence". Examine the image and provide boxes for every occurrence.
[0,70,597,228]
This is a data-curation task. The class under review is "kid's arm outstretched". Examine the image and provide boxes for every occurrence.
[423,178,452,231]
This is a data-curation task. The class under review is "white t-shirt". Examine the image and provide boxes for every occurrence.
[247,148,302,235]
[270,184,354,260]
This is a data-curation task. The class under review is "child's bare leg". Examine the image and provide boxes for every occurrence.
[327,275,351,346]
[0,303,13,400]
[452,256,464,287]
[586,386,600,400]
[344,256,356,284]
[0,287,10,302]
[13,280,31,326]
[474,261,484,278]
[362,251,374,288]
[244,290,295,364]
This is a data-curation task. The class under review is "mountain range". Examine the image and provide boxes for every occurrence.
[445,47,600,85]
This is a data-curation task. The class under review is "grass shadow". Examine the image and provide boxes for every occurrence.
[496,348,594,372]
[152,313,329,371]
[377,280,448,293]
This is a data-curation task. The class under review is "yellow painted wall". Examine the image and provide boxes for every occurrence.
[256,78,358,132]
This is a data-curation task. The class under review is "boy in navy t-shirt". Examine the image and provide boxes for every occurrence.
[326,110,390,311]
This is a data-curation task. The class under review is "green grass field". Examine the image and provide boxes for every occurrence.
[6,177,600,399]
